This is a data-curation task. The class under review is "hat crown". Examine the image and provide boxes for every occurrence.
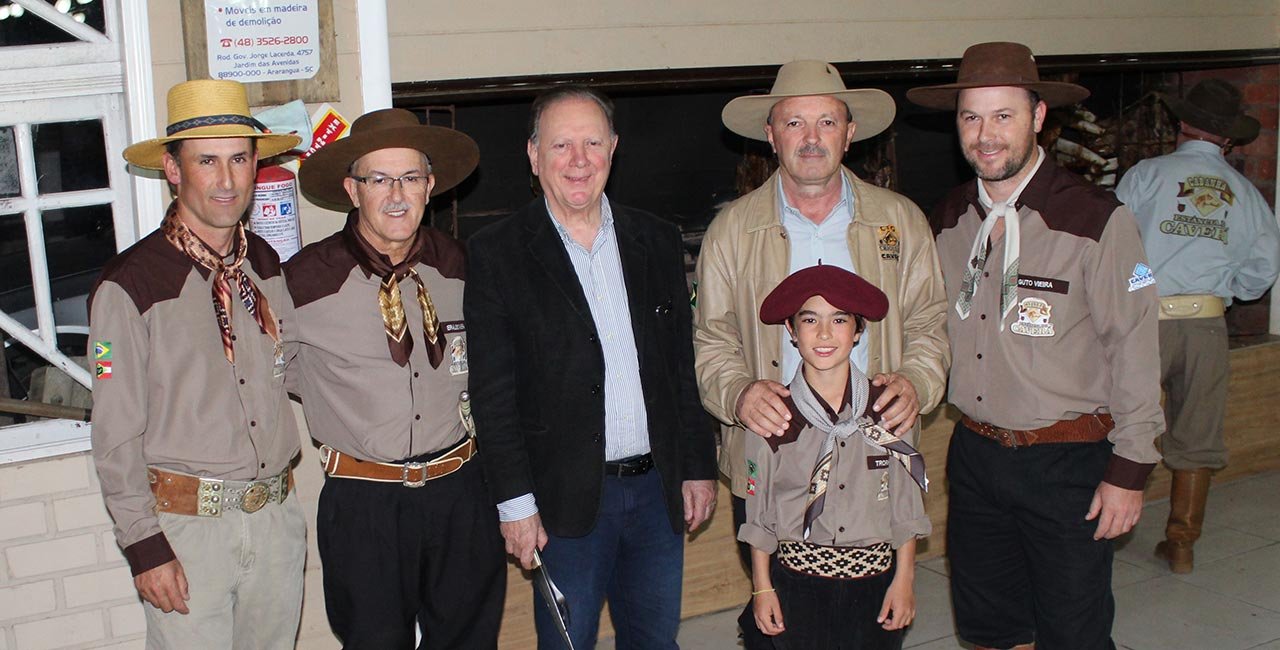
[955,42,1043,87]
[769,60,850,97]
[1183,79,1244,118]
[348,108,422,137]
[166,80,255,131]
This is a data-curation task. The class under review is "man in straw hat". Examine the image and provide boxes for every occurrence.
[1115,79,1280,574]
[694,60,949,577]
[287,108,505,647]
[909,42,1164,649]
[465,86,718,649]
[89,79,305,648]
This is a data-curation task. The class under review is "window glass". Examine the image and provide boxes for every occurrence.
[0,1,107,46]
[34,120,108,194]
[0,127,16,199]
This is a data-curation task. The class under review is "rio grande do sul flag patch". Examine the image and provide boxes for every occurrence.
[95,361,113,379]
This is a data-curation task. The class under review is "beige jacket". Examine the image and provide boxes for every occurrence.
[693,168,950,498]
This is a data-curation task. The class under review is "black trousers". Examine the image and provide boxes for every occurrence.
[737,558,904,650]
[317,457,506,649]
[947,421,1118,650]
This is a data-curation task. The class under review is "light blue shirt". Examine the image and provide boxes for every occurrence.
[778,175,870,381]
[496,195,652,522]
[1116,139,1280,302]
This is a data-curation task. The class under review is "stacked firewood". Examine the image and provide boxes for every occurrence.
[1041,91,1178,188]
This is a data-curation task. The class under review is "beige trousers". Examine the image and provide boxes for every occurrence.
[1158,316,1230,470]
[145,493,306,650]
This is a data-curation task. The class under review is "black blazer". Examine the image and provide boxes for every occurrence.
[464,199,718,537]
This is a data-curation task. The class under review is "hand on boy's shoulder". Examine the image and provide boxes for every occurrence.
[870,373,919,434]
[736,380,792,438]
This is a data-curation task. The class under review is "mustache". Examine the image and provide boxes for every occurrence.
[381,201,411,214]
[797,143,828,156]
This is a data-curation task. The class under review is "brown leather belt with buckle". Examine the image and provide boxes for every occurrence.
[960,413,1114,448]
[149,467,292,517]
[319,437,475,487]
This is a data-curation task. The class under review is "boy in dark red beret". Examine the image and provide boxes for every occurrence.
[738,264,931,649]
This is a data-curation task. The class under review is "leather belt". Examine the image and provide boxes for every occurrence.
[961,413,1114,448]
[149,467,292,517]
[1158,294,1225,320]
[603,453,654,477]
[319,437,475,487]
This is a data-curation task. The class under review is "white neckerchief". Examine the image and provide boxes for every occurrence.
[957,146,1045,331]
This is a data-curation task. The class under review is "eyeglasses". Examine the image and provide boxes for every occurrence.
[349,174,429,193]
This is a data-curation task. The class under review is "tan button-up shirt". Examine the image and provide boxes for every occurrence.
[933,159,1163,489]
[739,380,930,555]
[285,225,469,462]
[89,228,300,574]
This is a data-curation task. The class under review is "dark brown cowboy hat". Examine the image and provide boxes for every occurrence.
[906,42,1089,110]
[299,108,479,209]
[1161,79,1260,144]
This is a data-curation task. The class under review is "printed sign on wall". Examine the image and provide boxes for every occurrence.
[205,0,320,83]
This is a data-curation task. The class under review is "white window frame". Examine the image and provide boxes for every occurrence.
[0,0,158,464]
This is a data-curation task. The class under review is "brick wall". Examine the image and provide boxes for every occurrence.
[1172,64,1279,336]
[0,454,145,650]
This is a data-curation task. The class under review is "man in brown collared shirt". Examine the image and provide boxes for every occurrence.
[288,108,505,648]
[909,43,1162,650]
[90,80,305,649]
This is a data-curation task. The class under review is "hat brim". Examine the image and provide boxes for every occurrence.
[123,126,302,170]
[298,125,479,209]
[906,80,1089,111]
[1161,94,1260,144]
[722,89,897,142]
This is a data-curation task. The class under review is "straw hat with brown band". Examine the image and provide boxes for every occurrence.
[722,60,897,143]
[906,42,1090,110]
[1161,79,1260,145]
[298,108,479,210]
[122,79,302,170]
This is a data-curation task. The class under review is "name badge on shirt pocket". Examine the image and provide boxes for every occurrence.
[867,454,891,470]
[1016,274,1069,295]
[441,320,468,376]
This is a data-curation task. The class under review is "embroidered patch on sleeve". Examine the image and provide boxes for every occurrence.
[689,281,698,309]
[746,459,758,496]
[1128,263,1156,292]
[95,361,113,379]
[93,341,112,360]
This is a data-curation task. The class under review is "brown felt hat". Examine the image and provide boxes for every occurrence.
[299,108,479,209]
[759,265,888,325]
[722,60,896,142]
[906,42,1090,110]
[1162,79,1260,144]
[122,80,302,170]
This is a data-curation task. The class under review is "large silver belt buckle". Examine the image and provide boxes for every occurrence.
[402,462,428,488]
[241,483,270,513]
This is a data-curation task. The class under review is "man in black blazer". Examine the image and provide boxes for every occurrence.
[465,86,719,649]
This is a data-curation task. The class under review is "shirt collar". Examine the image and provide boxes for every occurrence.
[546,194,614,251]
[1178,139,1225,157]
[776,173,854,227]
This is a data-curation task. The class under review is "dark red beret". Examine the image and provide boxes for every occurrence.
[759,265,889,325]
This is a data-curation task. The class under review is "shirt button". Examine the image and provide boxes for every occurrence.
[976,396,983,402]
[839,441,845,448]
[260,463,266,469]
[593,432,602,443]
[771,360,779,368]
[838,484,845,490]
[980,314,987,320]
[838,526,845,533]
[591,385,601,395]
[983,272,989,278]
[976,353,983,360]
[589,334,598,343]
[239,378,246,385]
[250,420,257,427]
[415,414,421,420]
[413,372,419,378]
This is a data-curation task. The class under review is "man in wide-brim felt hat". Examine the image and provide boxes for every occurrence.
[693,60,950,645]
[1116,78,1280,577]
[911,41,1165,650]
[285,108,506,648]
[90,78,307,649]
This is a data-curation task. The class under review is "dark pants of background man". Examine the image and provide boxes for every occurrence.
[533,469,683,650]
[946,421,1117,650]
[318,456,506,649]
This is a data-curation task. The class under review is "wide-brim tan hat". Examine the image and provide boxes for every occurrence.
[299,108,479,209]
[1161,79,1260,144]
[722,60,896,142]
[123,79,302,170]
[906,42,1089,110]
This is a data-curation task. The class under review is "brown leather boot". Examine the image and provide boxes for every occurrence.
[1155,468,1212,573]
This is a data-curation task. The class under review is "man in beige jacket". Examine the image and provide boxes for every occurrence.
[694,60,950,571]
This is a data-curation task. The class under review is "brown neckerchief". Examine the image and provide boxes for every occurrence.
[341,211,444,368]
[161,203,279,365]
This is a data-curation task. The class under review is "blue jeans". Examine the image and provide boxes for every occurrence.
[533,469,684,650]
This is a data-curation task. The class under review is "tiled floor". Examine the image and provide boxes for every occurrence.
[603,470,1280,650]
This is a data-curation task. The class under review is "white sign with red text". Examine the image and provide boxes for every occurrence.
[205,0,320,83]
